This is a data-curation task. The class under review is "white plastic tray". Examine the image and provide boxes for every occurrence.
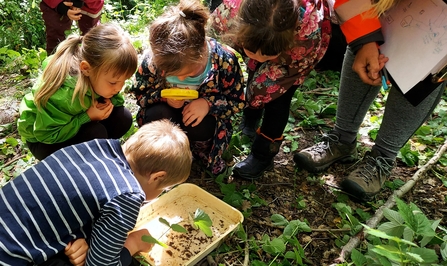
[133,183,244,266]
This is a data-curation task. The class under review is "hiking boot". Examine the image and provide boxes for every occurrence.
[340,149,395,201]
[293,131,357,173]
[233,153,274,180]
[233,130,282,180]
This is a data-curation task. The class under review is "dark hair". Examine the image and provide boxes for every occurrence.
[235,0,299,56]
[149,0,210,75]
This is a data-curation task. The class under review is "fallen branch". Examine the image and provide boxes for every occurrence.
[3,154,26,168]
[243,225,249,266]
[303,87,335,94]
[332,139,447,264]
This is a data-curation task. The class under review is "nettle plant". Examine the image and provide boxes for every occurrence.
[350,197,447,266]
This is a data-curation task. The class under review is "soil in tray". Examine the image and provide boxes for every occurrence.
[137,219,228,266]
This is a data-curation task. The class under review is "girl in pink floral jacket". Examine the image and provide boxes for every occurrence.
[210,0,332,180]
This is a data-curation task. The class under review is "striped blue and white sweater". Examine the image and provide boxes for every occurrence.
[0,139,146,266]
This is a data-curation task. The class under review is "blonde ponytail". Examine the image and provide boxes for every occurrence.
[34,35,82,109]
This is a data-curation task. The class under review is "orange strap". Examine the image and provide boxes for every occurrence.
[340,12,381,44]
[256,128,283,142]
[334,0,372,23]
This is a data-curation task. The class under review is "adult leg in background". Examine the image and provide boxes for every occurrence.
[77,11,101,36]
[40,1,72,54]
[293,47,381,172]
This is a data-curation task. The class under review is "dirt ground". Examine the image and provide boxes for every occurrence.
[187,122,447,265]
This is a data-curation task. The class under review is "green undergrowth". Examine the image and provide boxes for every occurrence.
[1,0,447,265]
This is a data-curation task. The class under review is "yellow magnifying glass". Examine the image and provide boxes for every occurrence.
[161,88,199,100]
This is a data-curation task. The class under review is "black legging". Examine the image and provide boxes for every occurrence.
[142,103,216,141]
[27,106,132,160]
[245,85,299,139]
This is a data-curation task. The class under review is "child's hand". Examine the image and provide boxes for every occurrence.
[63,2,82,21]
[96,98,112,110]
[86,99,113,121]
[65,238,88,266]
[167,98,185,109]
[182,98,210,127]
[124,229,154,255]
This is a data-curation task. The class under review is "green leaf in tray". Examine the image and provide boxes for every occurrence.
[190,208,213,237]
[171,224,188,234]
[159,217,170,227]
[141,235,168,248]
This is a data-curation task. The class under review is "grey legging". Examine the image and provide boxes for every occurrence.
[334,47,445,160]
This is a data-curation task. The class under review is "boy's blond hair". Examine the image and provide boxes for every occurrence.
[123,120,192,188]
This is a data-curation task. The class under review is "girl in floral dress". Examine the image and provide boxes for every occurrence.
[131,0,246,175]
[210,0,332,179]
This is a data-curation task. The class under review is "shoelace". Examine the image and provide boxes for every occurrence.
[308,133,340,155]
[358,155,393,184]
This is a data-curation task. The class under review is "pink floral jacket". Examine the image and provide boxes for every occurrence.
[210,0,332,108]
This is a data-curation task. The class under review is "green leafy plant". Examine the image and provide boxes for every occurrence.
[189,208,213,237]
[397,143,420,167]
[215,175,267,217]
[249,214,312,266]
[350,197,447,265]
[142,208,213,248]
[141,217,187,248]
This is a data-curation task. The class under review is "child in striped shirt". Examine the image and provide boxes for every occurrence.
[0,119,192,266]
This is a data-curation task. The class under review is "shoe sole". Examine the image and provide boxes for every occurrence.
[294,154,357,173]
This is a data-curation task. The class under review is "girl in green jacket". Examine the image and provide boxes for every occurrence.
[17,23,138,160]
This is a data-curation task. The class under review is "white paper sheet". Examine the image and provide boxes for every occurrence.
[379,0,447,93]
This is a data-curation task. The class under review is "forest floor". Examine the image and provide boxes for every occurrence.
[1,74,447,266]
[186,120,447,265]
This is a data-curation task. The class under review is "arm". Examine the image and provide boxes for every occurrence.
[334,0,385,85]
[129,53,166,109]
[32,87,92,144]
[85,193,145,266]
[201,44,246,120]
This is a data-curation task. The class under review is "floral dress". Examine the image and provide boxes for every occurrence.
[130,38,246,174]
[210,0,332,108]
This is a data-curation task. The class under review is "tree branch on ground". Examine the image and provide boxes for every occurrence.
[331,139,447,264]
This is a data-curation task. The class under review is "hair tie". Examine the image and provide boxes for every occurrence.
[179,10,186,18]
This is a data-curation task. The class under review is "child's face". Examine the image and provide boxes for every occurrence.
[173,64,204,81]
[144,182,175,201]
[90,71,130,99]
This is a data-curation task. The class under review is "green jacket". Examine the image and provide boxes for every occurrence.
[17,58,125,144]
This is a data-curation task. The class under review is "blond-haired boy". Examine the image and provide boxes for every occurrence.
[0,119,192,266]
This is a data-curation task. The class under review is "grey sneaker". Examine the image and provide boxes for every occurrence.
[340,149,395,201]
[293,131,357,173]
